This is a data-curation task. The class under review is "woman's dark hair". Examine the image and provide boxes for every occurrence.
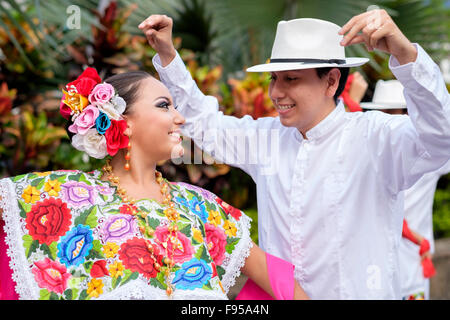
[315,67,350,104]
[64,71,151,140]
[104,71,152,115]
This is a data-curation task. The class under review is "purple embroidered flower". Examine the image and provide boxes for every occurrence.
[60,181,97,208]
[96,184,114,196]
[101,214,137,243]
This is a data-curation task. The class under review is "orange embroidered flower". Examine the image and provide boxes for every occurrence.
[108,261,125,279]
[87,278,104,298]
[223,220,237,237]
[22,185,41,204]
[207,210,221,227]
[44,179,61,197]
[102,242,120,258]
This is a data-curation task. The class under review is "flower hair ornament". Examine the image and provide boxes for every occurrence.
[60,68,129,159]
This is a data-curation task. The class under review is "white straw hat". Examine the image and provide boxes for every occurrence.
[360,80,407,110]
[246,18,369,73]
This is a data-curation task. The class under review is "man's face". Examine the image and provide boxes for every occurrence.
[268,68,339,135]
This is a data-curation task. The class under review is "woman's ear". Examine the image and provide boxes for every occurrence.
[326,68,341,98]
[124,122,132,137]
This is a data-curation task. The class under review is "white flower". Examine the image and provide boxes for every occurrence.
[72,129,108,159]
[97,102,122,120]
[111,95,126,115]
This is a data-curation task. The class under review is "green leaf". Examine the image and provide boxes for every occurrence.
[39,289,51,300]
[74,206,98,228]
[79,289,89,300]
[178,223,192,238]
[147,217,160,230]
[40,243,55,260]
[18,200,31,218]
[68,173,83,182]
[112,275,122,289]
[64,289,73,300]
[22,234,33,256]
[49,292,59,300]
[225,237,240,254]
[85,206,98,228]
[83,261,93,274]
[150,272,166,290]
[216,265,226,279]
[120,271,139,287]
[195,245,211,263]
[202,282,213,290]
[30,177,44,187]
[27,239,40,259]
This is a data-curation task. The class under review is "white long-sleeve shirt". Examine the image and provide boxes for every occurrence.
[153,44,450,299]
[399,160,450,298]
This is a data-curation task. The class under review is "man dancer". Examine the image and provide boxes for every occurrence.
[139,10,450,298]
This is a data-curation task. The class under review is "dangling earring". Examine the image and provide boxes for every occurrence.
[124,137,131,171]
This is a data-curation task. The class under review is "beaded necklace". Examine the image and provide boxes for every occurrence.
[102,159,180,298]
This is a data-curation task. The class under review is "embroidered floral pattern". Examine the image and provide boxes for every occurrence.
[32,258,71,294]
[57,224,94,267]
[173,258,212,290]
[3,171,251,300]
[25,197,72,245]
[60,181,97,208]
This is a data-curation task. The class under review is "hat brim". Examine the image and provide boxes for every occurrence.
[246,57,369,72]
[360,102,407,110]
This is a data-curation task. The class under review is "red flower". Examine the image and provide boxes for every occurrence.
[60,99,72,120]
[215,197,242,221]
[74,77,98,96]
[25,197,72,245]
[119,237,162,279]
[119,204,138,215]
[67,67,102,91]
[205,223,227,265]
[90,260,109,278]
[104,119,129,156]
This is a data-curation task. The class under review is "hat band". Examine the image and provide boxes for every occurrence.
[270,58,346,64]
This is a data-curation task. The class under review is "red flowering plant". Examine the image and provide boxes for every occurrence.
[60,67,129,159]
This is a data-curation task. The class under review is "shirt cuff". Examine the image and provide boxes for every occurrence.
[152,51,190,86]
[389,43,436,89]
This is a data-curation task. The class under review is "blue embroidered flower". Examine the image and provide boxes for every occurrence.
[57,224,93,267]
[95,111,111,135]
[174,196,189,209]
[188,198,208,223]
[172,258,212,290]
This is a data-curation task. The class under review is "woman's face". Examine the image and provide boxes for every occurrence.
[125,77,185,162]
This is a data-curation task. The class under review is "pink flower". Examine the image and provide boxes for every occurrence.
[89,83,115,106]
[155,226,194,263]
[68,105,99,134]
[32,258,71,294]
[205,223,227,265]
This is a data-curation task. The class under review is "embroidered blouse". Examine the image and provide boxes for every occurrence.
[0,170,252,300]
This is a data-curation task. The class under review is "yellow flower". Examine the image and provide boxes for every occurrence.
[192,228,203,243]
[207,210,221,227]
[62,89,89,113]
[44,179,61,197]
[102,242,120,258]
[87,278,104,298]
[108,261,125,279]
[223,220,237,237]
[33,171,51,177]
[21,185,41,204]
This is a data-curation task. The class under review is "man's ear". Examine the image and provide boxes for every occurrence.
[326,68,341,98]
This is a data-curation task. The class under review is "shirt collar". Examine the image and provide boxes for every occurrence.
[293,101,346,142]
